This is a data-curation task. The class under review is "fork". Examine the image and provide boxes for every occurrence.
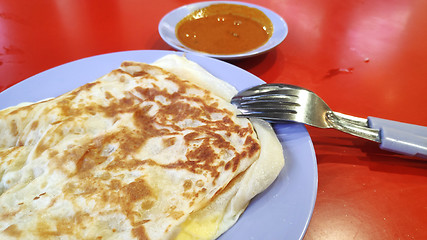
[231,84,427,159]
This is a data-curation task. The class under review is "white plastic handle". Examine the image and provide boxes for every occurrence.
[368,117,427,159]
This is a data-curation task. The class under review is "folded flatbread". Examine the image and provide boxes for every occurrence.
[0,54,284,240]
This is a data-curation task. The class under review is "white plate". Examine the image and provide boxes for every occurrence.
[158,1,288,60]
[0,50,317,240]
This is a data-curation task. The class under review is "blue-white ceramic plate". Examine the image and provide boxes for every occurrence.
[0,50,317,240]
[158,1,288,60]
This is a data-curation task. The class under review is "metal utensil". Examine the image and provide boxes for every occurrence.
[231,84,427,159]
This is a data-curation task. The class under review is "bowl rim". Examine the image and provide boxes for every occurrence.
[158,1,288,60]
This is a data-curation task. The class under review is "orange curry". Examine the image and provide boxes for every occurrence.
[176,4,273,55]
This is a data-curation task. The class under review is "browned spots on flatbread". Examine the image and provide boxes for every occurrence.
[35,220,61,237]
[61,176,156,234]
[10,120,18,136]
[162,136,176,147]
[74,147,106,175]
[0,208,20,221]
[0,146,22,161]
[49,211,91,237]
[133,70,151,78]
[184,132,200,142]
[34,142,48,158]
[48,149,59,158]
[183,179,192,191]
[109,179,121,190]
[141,200,155,210]
[124,179,153,202]
[33,192,46,200]
[195,179,204,187]
[132,226,149,240]
[132,106,168,137]
[30,120,39,130]
[105,158,147,171]
[134,85,171,102]
[104,91,113,99]
[169,210,185,220]
[186,139,217,163]
[166,206,185,220]
[245,135,261,158]
[224,152,245,172]
[3,224,22,237]
[116,178,156,228]
[99,172,111,180]
[160,101,204,122]
[102,96,138,118]
[55,96,80,117]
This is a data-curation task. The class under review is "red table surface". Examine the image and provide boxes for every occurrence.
[1,0,426,239]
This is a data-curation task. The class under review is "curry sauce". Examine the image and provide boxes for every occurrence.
[176,4,273,55]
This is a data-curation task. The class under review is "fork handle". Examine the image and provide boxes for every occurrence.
[368,117,427,159]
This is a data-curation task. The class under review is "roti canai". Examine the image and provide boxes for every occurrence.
[0,54,284,240]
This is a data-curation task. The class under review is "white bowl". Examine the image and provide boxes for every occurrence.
[158,1,288,60]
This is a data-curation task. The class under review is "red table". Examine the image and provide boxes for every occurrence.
[1,0,426,239]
